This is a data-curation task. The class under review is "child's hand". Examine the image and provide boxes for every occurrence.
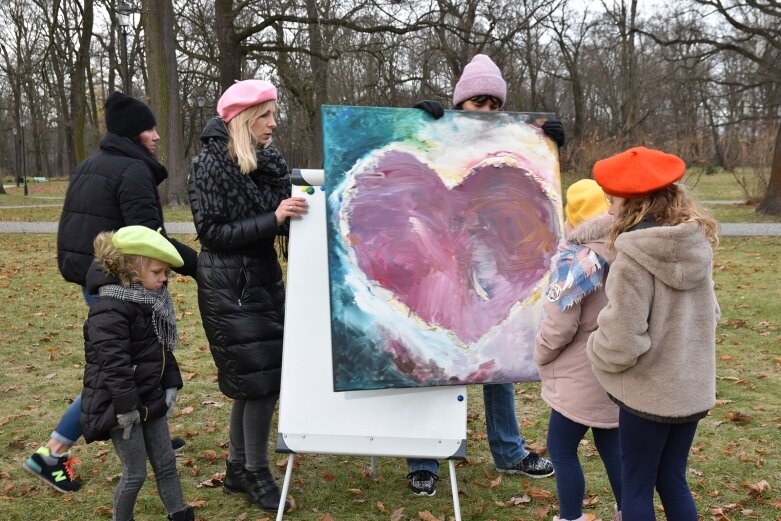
[165,388,178,419]
[116,410,141,440]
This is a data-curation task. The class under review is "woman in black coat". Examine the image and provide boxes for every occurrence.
[188,79,307,513]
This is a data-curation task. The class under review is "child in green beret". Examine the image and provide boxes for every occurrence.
[80,226,193,521]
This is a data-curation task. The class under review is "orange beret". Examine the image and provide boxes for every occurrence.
[593,146,685,198]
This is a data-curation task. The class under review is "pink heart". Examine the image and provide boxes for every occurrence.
[346,150,559,344]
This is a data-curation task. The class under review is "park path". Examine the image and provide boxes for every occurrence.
[0,221,780,236]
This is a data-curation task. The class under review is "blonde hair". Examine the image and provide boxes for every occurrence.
[609,183,719,247]
[93,231,158,286]
[226,100,277,174]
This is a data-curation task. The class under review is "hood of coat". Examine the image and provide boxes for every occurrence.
[614,220,712,290]
[100,132,168,185]
[566,213,616,264]
[85,259,119,294]
[200,116,229,144]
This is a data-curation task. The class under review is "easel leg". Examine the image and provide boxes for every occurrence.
[369,456,377,478]
[448,460,462,521]
[276,453,295,521]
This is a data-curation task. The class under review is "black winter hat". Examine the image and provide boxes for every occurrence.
[104,91,156,137]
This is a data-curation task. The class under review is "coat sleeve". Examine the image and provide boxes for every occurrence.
[116,163,199,278]
[88,304,141,414]
[534,299,582,366]
[116,163,166,230]
[188,163,282,251]
[586,252,654,373]
[166,236,198,279]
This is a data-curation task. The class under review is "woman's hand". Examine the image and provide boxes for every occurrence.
[275,196,309,226]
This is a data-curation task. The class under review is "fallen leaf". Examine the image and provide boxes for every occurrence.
[196,449,218,461]
[747,480,771,496]
[725,411,752,423]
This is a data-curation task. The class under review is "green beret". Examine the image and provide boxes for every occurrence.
[112,226,184,267]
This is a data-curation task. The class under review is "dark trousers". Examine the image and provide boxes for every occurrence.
[547,409,622,520]
[619,408,699,521]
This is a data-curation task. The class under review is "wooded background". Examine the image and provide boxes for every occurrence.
[1,0,779,214]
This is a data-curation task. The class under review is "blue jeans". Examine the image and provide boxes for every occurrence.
[408,383,528,475]
[547,409,621,520]
[619,408,699,521]
[50,287,95,446]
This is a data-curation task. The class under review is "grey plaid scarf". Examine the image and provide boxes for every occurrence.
[98,283,177,351]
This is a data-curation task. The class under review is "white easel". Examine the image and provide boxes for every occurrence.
[275,169,466,521]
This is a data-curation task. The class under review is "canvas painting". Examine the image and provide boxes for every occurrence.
[323,105,563,391]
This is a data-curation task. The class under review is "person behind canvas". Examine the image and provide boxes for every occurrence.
[409,53,564,497]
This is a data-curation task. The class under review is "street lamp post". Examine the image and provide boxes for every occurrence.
[196,96,205,131]
[117,1,133,94]
[12,127,19,188]
[20,126,28,196]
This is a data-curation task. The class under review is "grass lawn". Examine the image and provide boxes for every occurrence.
[0,234,779,521]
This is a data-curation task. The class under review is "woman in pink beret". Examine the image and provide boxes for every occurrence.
[188,79,307,512]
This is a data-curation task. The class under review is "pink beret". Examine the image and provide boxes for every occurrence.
[217,80,277,123]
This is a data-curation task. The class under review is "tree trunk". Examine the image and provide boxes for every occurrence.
[757,123,781,215]
[143,0,189,206]
[618,0,638,141]
[215,0,242,90]
[70,0,94,164]
[305,0,326,168]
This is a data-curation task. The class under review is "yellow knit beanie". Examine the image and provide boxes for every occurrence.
[565,179,609,227]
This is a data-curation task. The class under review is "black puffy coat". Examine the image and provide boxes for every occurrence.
[189,117,291,399]
[57,132,197,286]
[80,263,183,443]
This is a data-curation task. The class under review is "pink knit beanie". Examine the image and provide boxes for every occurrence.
[452,54,507,108]
[217,79,277,123]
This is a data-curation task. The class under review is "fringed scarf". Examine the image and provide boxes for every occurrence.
[545,242,608,310]
[98,283,178,351]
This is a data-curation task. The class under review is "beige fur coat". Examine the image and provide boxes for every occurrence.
[586,221,719,418]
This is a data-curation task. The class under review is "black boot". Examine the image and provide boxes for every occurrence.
[223,460,248,494]
[167,506,195,521]
[245,467,290,512]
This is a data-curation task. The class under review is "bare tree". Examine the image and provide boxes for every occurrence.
[143,0,188,205]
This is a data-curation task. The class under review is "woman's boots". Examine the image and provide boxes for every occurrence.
[223,460,249,494]
[245,467,290,512]
[167,506,195,520]
[224,460,289,512]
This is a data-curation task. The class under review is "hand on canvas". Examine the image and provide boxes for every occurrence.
[276,197,309,226]
[413,100,444,120]
[542,120,566,148]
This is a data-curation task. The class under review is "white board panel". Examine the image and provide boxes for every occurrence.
[277,181,467,459]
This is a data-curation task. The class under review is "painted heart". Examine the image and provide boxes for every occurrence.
[345,149,559,344]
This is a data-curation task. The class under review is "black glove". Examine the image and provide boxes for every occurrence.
[542,120,566,148]
[413,100,444,120]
